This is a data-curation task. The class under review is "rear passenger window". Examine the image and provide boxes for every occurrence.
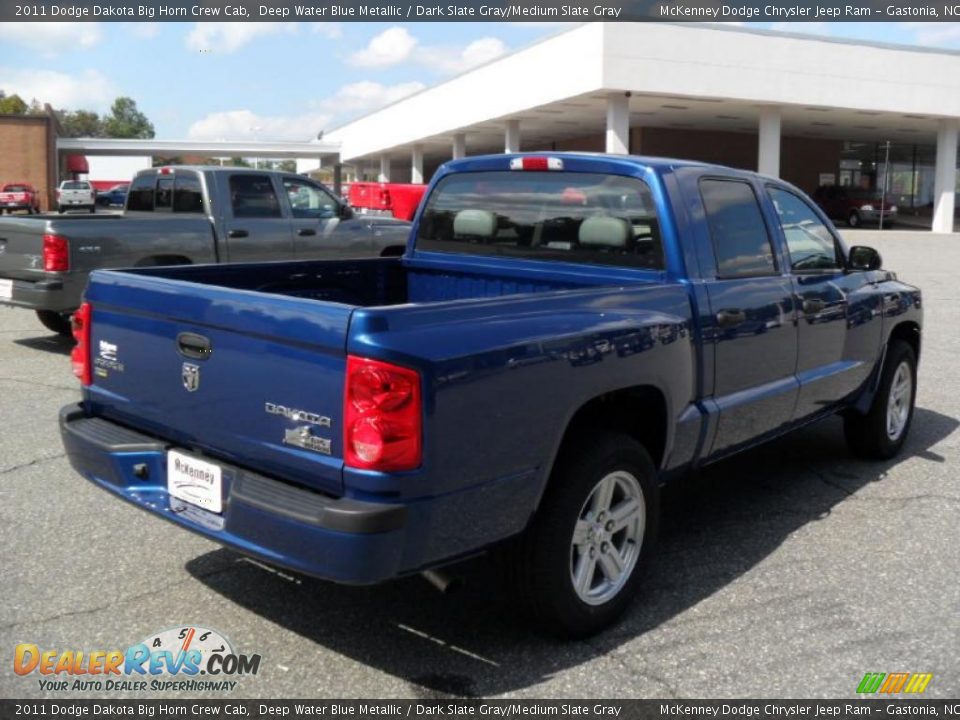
[174,174,204,213]
[700,179,776,278]
[230,175,281,218]
[126,175,155,211]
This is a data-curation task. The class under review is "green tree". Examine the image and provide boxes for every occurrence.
[59,110,104,138]
[103,97,154,139]
[0,93,28,115]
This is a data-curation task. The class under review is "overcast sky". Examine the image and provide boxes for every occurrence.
[0,21,958,140]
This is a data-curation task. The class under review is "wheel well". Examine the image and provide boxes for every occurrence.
[556,387,668,470]
[135,255,192,267]
[380,245,405,257]
[889,320,921,360]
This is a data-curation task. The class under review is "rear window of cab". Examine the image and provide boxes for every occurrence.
[416,171,664,270]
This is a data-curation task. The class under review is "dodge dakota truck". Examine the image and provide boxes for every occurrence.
[0,166,409,334]
[59,153,922,637]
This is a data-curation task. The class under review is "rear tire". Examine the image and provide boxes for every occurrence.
[844,340,917,459]
[505,432,659,638]
[848,210,861,228]
[35,310,73,336]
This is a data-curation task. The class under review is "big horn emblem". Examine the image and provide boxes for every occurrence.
[181,363,200,392]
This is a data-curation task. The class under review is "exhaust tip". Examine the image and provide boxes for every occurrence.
[421,568,463,594]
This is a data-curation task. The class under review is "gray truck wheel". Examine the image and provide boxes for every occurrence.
[36,310,73,336]
[507,432,658,638]
[844,340,917,459]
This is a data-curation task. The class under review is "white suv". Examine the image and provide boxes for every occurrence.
[57,180,96,214]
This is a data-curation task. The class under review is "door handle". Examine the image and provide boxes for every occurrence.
[802,299,825,314]
[716,309,746,328]
[176,332,212,360]
[227,229,248,239]
[297,228,317,237]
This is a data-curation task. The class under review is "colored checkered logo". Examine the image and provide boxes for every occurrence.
[857,673,932,694]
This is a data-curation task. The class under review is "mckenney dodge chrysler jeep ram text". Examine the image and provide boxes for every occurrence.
[60,154,922,637]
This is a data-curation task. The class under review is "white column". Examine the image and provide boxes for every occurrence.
[505,119,520,154]
[933,118,958,233]
[411,144,424,184]
[606,93,630,155]
[757,107,782,178]
[378,155,391,183]
[452,133,466,160]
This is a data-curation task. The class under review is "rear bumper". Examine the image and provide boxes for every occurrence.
[59,404,411,584]
[0,274,82,312]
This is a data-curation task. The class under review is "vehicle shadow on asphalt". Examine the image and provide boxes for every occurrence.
[14,334,73,355]
[186,406,957,698]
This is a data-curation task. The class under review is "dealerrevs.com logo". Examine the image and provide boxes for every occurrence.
[14,626,261,693]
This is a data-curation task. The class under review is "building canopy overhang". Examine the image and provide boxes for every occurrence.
[56,137,341,161]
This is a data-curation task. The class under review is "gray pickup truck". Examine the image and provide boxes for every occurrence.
[0,166,411,334]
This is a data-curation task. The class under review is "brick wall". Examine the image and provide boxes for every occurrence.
[0,114,56,211]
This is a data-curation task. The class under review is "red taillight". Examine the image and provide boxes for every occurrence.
[71,302,92,385]
[509,156,564,171]
[42,234,69,272]
[344,355,421,472]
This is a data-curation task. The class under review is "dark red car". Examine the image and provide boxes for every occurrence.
[0,183,40,214]
[812,185,897,228]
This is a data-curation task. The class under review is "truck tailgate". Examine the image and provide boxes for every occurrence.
[84,271,352,496]
[0,219,44,280]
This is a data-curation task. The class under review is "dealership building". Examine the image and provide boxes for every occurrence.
[325,22,960,233]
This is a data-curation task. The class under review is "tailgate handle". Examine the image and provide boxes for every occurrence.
[228,229,249,238]
[176,332,212,360]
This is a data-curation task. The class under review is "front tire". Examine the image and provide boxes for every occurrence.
[35,310,73,336]
[844,340,917,459]
[507,433,659,638]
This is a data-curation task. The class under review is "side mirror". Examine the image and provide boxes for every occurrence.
[339,204,354,220]
[847,245,882,272]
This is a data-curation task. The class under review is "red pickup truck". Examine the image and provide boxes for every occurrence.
[347,182,426,221]
[0,183,40,214]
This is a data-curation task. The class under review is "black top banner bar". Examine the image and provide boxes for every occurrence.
[2,0,955,22]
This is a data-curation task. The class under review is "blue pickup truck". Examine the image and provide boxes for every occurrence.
[60,153,921,637]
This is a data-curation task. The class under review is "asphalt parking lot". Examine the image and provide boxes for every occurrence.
[1,230,958,700]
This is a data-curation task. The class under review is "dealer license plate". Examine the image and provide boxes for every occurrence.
[0,279,12,301]
[167,450,222,514]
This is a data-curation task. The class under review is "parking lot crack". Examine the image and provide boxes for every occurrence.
[0,453,65,476]
[0,562,241,632]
